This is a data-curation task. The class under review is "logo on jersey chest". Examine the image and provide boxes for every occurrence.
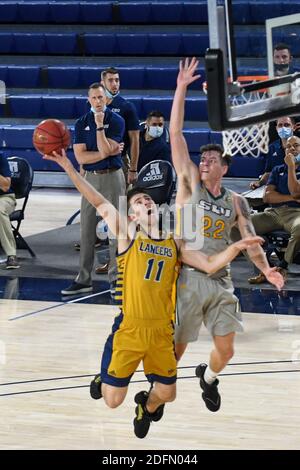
[198,199,232,218]
[139,241,173,258]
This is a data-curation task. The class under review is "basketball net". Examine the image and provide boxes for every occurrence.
[204,76,270,158]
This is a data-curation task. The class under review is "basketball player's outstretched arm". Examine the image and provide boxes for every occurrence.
[43,150,129,242]
[170,57,201,205]
[234,193,284,290]
[179,236,264,275]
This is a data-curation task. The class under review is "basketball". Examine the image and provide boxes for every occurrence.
[33,119,71,156]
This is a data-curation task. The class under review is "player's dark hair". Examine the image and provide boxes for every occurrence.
[200,143,231,167]
[126,186,151,206]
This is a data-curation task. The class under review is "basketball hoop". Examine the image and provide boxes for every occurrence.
[204,76,270,158]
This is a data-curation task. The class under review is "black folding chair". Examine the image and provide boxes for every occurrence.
[136,159,176,205]
[8,156,35,257]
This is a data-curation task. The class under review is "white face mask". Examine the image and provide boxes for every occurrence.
[104,87,119,100]
[148,126,164,138]
[91,105,106,114]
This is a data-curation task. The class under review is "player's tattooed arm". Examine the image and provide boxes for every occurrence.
[234,193,272,274]
[235,194,256,236]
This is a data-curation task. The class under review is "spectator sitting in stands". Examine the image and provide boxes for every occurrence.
[247,135,300,283]
[137,110,171,172]
[0,153,20,269]
[250,116,300,189]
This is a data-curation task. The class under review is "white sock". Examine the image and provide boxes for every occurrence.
[204,365,218,385]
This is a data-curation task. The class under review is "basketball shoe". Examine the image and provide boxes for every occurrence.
[195,363,221,412]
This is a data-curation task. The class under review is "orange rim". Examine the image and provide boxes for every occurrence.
[203,75,269,93]
[231,75,269,93]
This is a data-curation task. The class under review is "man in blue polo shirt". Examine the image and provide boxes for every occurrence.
[101,67,140,184]
[61,83,125,296]
[0,153,20,269]
[250,116,296,189]
[248,135,300,283]
[137,110,171,172]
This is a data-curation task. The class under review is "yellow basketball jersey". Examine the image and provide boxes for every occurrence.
[115,231,180,324]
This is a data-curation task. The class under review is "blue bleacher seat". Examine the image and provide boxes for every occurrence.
[0,33,14,53]
[249,1,284,24]
[8,66,40,88]
[145,67,177,90]
[151,2,184,23]
[232,1,251,25]
[227,155,266,178]
[118,67,145,89]
[18,2,50,23]
[80,2,112,24]
[49,2,80,23]
[123,96,143,118]
[149,34,182,55]
[42,96,76,119]
[119,2,152,23]
[141,96,207,121]
[116,33,149,55]
[48,66,80,88]
[183,2,208,24]
[14,33,45,54]
[182,33,209,56]
[210,131,223,146]
[75,96,88,116]
[2,126,34,148]
[79,67,101,87]
[235,31,251,57]
[5,94,208,121]
[45,33,78,54]
[85,34,117,55]
[0,66,7,82]
[3,147,76,172]
[9,96,42,118]
[0,2,18,22]
[184,129,210,153]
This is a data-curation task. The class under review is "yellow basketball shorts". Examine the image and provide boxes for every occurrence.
[100,312,177,387]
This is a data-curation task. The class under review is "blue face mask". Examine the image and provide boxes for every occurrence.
[277,126,293,139]
[104,87,119,100]
[91,105,106,114]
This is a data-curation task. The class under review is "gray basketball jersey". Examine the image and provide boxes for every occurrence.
[182,182,237,279]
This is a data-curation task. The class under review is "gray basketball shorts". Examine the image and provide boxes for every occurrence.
[175,268,243,343]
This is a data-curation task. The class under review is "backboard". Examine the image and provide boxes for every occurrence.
[206,0,300,131]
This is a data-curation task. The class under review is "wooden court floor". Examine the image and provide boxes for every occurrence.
[0,300,299,450]
[0,189,299,450]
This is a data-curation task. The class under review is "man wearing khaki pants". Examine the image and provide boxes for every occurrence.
[0,153,20,269]
[61,83,125,297]
[246,135,300,283]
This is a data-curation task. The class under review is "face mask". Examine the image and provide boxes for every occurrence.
[91,105,106,114]
[104,87,119,100]
[295,154,300,164]
[277,126,293,139]
[274,63,289,75]
[148,126,164,138]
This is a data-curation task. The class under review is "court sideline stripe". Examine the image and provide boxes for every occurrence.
[1,369,299,397]
[1,359,299,387]
[9,289,111,321]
